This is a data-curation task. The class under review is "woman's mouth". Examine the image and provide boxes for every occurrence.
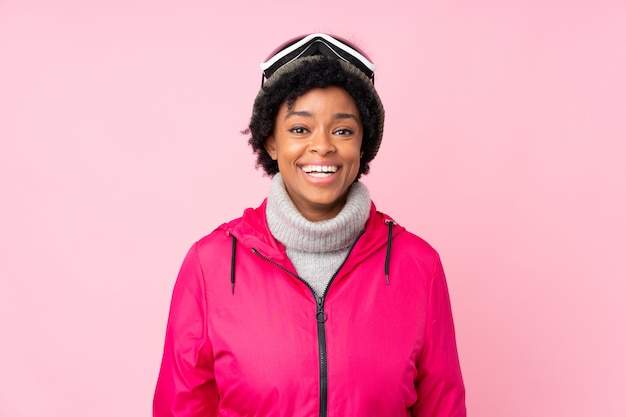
[301,165,339,178]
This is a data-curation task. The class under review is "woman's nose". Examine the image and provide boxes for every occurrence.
[309,130,336,155]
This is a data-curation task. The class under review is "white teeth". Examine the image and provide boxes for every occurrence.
[302,165,338,174]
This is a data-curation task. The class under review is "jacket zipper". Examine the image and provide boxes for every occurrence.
[251,229,364,417]
[315,295,328,417]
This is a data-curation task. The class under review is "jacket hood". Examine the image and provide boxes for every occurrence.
[221,200,403,253]
[217,199,405,292]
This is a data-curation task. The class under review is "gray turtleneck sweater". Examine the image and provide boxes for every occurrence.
[266,173,371,296]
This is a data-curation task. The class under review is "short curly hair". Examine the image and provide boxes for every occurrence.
[247,55,385,180]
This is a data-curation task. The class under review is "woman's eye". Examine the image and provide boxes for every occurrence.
[289,127,307,134]
[334,129,353,136]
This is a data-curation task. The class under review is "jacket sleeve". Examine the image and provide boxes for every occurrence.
[153,243,218,417]
[412,255,466,417]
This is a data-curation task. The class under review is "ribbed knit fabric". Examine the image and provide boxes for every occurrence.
[266,173,371,296]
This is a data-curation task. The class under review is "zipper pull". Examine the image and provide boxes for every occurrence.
[316,296,327,323]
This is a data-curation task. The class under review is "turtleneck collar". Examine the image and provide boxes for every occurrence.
[266,173,371,253]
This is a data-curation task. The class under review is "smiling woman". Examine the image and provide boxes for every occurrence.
[265,86,364,221]
[153,33,466,417]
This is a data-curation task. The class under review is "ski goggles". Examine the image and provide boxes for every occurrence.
[260,33,376,83]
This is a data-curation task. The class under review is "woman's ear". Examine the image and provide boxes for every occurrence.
[264,135,278,160]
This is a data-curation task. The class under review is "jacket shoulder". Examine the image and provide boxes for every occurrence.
[397,228,439,256]
[189,211,246,260]
[374,209,441,265]
[192,200,271,260]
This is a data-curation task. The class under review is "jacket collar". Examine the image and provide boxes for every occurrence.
[220,199,405,266]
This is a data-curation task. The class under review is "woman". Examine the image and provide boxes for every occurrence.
[154,33,466,416]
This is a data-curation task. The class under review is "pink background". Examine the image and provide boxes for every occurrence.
[1,1,625,416]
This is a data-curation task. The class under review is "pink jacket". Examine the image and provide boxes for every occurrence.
[154,201,466,417]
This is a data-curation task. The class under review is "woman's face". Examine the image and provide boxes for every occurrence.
[265,86,363,221]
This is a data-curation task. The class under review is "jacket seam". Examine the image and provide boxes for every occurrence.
[193,242,210,343]
[417,253,440,364]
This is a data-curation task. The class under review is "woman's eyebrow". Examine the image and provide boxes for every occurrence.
[284,111,359,121]
[333,113,359,121]
[284,110,312,119]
